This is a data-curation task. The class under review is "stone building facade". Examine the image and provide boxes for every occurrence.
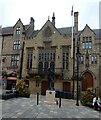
[1,12,101,95]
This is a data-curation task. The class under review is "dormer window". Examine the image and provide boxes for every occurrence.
[16,26,21,35]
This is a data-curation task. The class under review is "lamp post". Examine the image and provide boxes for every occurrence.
[36,75,40,105]
[76,37,80,106]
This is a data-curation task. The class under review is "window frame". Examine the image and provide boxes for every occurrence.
[62,50,69,70]
[16,26,21,35]
[91,55,97,64]
[11,55,19,67]
[13,40,20,50]
[82,36,92,49]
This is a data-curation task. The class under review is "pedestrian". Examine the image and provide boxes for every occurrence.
[93,95,101,110]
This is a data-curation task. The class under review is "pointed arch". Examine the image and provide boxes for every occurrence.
[81,70,96,80]
[81,70,94,91]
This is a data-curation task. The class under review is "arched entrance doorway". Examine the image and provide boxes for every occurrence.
[82,72,93,91]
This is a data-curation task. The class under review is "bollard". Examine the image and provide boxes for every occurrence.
[59,97,61,108]
[37,92,39,105]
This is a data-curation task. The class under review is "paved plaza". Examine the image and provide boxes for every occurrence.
[0,94,101,119]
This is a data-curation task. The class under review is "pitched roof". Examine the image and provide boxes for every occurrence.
[93,29,101,39]
[27,30,39,38]
[2,27,13,35]
[2,24,101,40]
[36,20,61,36]
[2,25,29,36]
[58,27,73,35]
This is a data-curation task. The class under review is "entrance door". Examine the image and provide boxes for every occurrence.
[63,82,70,92]
[41,81,48,95]
[82,72,93,91]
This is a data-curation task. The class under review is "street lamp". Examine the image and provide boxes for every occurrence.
[76,37,80,106]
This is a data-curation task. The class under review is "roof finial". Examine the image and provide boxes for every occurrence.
[48,16,50,20]
[52,12,55,26]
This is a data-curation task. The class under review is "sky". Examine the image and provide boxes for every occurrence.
[0,0,100,30]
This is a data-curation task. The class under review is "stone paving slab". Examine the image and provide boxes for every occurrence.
[1,94,101,119]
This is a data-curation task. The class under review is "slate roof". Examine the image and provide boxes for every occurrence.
[2,27,13,35]
[2,25,29,36]
[58,27,101,39]
[2,25,101,40]
[29,30,39,38]
[58,27,73,35]
[93,29,101,39]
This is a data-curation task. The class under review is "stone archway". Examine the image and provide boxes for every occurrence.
[82,72,93,91]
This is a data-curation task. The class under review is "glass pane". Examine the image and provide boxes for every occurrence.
[85,41,89,49]
[89,41,92,49]
[82,42,85,49]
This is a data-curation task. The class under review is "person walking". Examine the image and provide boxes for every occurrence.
[93,95,101,110]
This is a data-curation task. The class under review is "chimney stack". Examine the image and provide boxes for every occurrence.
[74,12,79,34]
[30,17,35,31]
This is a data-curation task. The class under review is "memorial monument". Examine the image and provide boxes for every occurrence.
[45,68,56,103]
[47,68,54,90]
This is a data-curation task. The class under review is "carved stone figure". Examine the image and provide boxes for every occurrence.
[47,68,54,90]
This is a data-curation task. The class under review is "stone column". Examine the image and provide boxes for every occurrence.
[74,12,79,34]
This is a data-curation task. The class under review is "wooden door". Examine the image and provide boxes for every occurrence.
[41,81,48,95]
[82,72,93,91]
[63,82,70,92]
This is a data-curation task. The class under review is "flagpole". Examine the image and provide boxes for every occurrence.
[71,6,73,58]
[71,5,75,99]
[0,26,2,78]
[0,26,2,120]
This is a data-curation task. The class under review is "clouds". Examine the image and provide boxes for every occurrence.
[0,0,100,30]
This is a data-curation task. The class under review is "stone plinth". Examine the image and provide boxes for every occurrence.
[45,90,56,104]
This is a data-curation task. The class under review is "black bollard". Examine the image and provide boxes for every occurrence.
[37,92,39,105]
[59,97,61,108]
